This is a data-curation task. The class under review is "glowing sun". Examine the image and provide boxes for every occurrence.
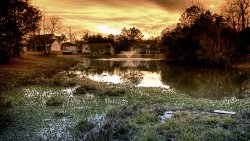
[95,25,120,35]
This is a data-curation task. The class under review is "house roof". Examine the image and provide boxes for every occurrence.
[85,43,113,51]
[61,42,74,47]
[61,42,78,50]
[31,34,61,45]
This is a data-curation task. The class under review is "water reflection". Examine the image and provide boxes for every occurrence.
[120,69,143,85]
[78,58,250,99]
[160,65,250,99]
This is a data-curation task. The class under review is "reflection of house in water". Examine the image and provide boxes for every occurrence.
[28,34,63,53]
[131,43,160,54]
[82,43,114,56]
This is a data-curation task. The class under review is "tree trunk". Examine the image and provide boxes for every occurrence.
[240,3,246,30]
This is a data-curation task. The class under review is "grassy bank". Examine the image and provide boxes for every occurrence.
[0,54,249,141]
[0,54,80,91]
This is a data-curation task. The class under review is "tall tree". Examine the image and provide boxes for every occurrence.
[117,27,143,52]
[119,27,143,41]
[67,27,78,42]
[161,6,239,66]
[179,5,204,27]
[0,0,41,63]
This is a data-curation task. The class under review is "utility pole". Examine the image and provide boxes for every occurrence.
[43,0,46,34]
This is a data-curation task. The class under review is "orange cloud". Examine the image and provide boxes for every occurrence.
[32,0,225,38]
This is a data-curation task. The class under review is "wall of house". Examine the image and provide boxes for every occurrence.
[51,40,61,51]
[109,47,114,55]
[67,46,78,54]
[82,46,91,54]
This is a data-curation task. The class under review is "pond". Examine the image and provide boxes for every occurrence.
[76,58,250,100]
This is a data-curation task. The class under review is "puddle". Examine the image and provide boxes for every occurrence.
[160,111,174,122]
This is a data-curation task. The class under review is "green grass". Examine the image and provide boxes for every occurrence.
[46,95,64,106]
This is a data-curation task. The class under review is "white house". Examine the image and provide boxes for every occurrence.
[29,34,63,53]
[61,42,78,54]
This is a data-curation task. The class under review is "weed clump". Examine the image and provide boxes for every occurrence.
[103,88,125,96]
[107,106,137,119]
[0,97,13,109]
[46,95,64,106]
[202,115,221,125]
[73,86,87,95]
[133,112,158,125]
[53,72,78,87]
[76,120,95,132]
[54,111,68,118]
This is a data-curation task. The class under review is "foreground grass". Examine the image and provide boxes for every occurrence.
[0,81,249,140]
[0,54,80,133]
[0,55,249,141]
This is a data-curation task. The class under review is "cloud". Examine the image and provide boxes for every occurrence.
[32,0,225,37]
[148,0,188,12]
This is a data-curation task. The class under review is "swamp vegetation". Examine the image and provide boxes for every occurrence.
[0,55,249,141]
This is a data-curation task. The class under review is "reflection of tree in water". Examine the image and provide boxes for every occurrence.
[160,64,250,99]
[121,69,143,86]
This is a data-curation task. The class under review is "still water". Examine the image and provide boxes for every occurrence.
[77,58,250,100]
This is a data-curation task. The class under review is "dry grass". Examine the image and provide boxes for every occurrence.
[235,55,250,71]
[0,54,81,91]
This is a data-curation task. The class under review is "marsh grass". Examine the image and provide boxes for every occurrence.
[0,58,249,140]
[0,85,249,141]
[76,120,96,132]
[46,95,64,106]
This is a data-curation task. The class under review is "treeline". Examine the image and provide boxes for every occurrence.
[160,2,250,67]
[78,27,156,54]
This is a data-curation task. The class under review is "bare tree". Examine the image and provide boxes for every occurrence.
[66,27,78,42]
[80,30,90,44]
[236,0,250,30]
[46,16,62,34]
[223,0,250,30]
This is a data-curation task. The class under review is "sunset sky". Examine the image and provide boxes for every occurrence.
[32,0,226,38]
